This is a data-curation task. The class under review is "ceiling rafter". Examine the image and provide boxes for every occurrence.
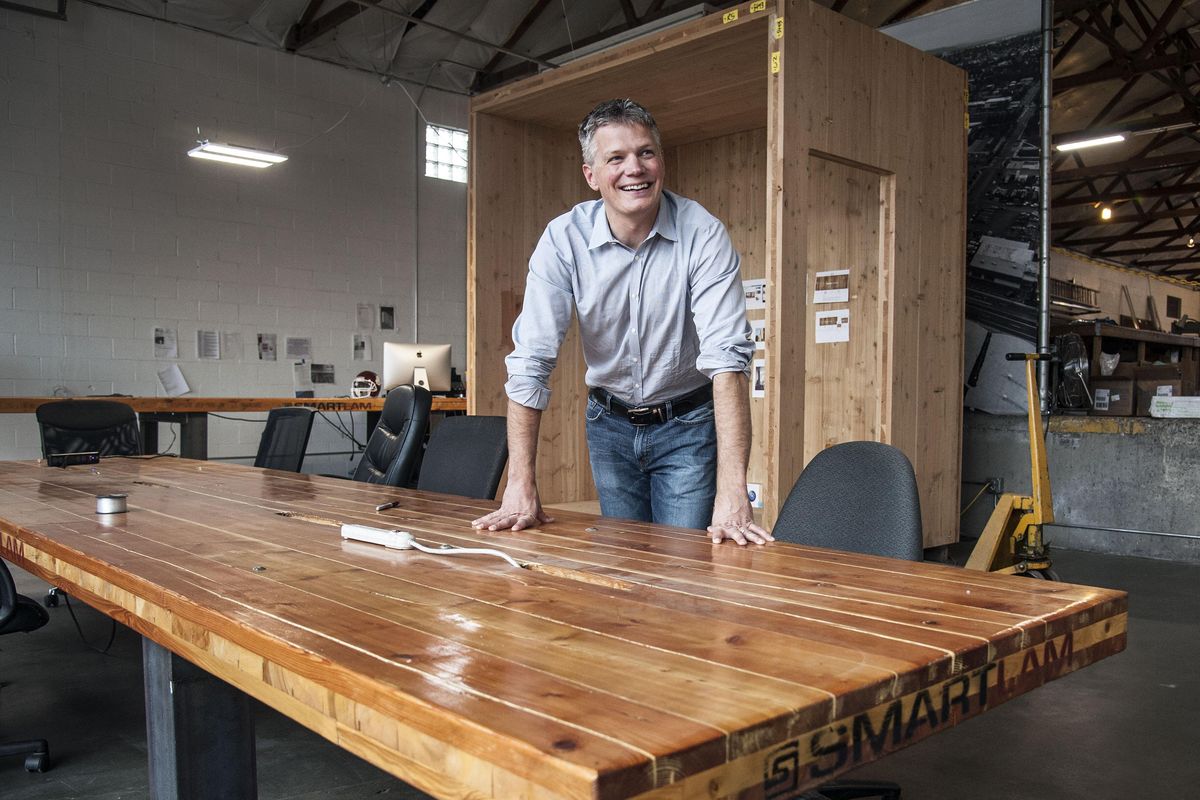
[475,0,740,92]
[287,1,368,51]
[1055,178,1200,206]
[471,0,556,88]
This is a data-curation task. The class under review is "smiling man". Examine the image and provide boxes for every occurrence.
[471,99,772,546]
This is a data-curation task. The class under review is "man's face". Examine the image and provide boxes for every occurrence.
[582,122,664,225]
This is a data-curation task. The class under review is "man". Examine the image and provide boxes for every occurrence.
[471,99,772,546]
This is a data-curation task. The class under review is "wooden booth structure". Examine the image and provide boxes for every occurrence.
[468,0,967,547]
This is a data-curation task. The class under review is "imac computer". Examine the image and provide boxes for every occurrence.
[382,342,452,393]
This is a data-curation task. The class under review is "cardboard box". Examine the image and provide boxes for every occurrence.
[1149,395,1200,418]
[1135,364,1183,381]
[1135,378,1182,416]
[1090,377,1134,416]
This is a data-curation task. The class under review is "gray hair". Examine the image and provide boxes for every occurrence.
[578,99,662,165]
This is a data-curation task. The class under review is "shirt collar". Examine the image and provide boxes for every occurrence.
[587,191,679,250]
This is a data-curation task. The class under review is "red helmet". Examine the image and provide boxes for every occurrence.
[351,370,380,398]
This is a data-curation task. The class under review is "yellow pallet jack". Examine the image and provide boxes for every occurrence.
[964,352,1060,580]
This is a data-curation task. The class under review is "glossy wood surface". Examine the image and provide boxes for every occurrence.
[0,459,1126,799]
[0,396,467,414]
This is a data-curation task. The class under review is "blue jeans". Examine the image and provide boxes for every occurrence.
[585,395,717,529]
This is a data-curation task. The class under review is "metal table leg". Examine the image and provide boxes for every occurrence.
[143,638,257,800]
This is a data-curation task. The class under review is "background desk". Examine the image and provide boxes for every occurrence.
[0,396,467,459]
[0,459,1126,799]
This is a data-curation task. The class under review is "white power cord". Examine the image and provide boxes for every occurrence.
[340,524,523,569]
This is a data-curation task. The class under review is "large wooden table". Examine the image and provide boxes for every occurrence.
[0,458,1127,799]
[0,396,467,459]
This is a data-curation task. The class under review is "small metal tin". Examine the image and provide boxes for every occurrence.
[96,494,128,514]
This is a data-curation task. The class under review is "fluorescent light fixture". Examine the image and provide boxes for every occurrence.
[187,140,288,168]
[1055,133,1126,152]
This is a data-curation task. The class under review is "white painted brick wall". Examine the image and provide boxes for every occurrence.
[0,4,469,463]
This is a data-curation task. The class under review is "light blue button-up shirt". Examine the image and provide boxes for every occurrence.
[505,190,754,410]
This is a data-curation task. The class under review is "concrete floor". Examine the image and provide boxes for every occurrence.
[2,547,1195,799]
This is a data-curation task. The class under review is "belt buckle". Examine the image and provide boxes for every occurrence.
[627,406,664,426]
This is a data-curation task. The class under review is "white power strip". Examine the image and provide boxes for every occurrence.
[341,524,415,550]
[339,524,523,569]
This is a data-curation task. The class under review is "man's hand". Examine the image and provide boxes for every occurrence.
[709,372,773,545]
[471,480,555,532]
[707,488,773,545]
[472,399,553,531]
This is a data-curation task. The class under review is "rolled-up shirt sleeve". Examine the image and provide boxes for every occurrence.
[504,230,576,410]
[689,222,753,379]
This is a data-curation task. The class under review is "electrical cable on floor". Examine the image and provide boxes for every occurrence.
[63,593,119,656]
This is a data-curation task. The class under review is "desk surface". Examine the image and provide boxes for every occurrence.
[0,459,1126,799]
[0,395,467,413]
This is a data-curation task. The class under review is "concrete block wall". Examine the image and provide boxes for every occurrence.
[0,4,468,471]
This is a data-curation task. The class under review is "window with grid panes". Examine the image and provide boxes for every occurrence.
[425,124,467,183]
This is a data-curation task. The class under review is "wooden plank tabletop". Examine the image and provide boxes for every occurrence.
[0,396,467,414]
[0,458,1126,799]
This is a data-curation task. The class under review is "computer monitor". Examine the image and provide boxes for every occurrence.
[382,342,452,393]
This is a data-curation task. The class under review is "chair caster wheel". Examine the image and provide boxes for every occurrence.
[25,751,49,772]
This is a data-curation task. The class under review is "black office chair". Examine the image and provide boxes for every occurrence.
[351,385,432,486]
[35,400,142,458]
[416,416,508,499]
[253,407,314,472]
[35,400,142,607]
[775,441,921,800]
[0,559,51,773]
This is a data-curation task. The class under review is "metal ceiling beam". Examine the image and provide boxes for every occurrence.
[618,0,640,28]
[1057,228,1193,246]
[1053,150,1192,187]
[1051,206,1200,229]
[287,1,366,50]
[1054,179,1200,206]
[348,0,559,69]
[1131,0,1185,60]
[1128,252,1200,267]
[1055,0,1114,18]
[1055,45,1200,92]
[473,0,556,83]
[0,0,66,20]
[882,0,934,26]
[1160,261,1200,274]
[475,0,738,92]
[1093,242,1199,257]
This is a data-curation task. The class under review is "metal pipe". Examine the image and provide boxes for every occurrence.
[1038,0,1054,410]
[1046,522,1200,541]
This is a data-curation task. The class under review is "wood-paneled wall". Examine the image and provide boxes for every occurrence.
[468,117,594,502]
[776,0,967,544]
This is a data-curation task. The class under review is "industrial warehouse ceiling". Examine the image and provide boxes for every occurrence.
[15,0,1200,280]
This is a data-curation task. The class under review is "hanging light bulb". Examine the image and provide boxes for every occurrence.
[1099,204,1114,221]
[1188,236,1195,249]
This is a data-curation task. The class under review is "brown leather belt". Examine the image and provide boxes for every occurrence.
[588,384,713,426]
